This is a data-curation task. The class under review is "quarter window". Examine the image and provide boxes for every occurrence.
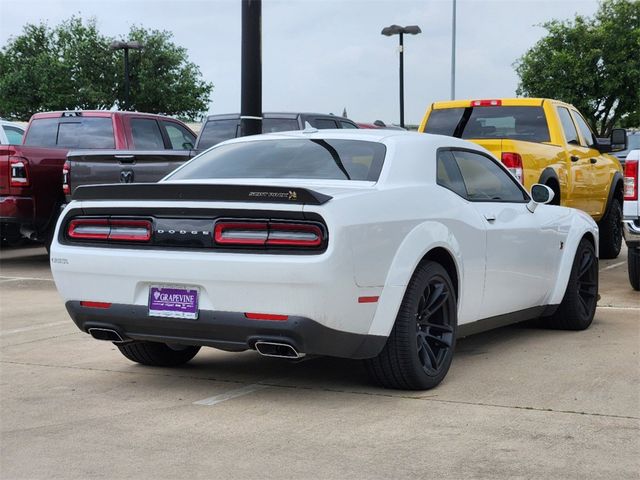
[452,150,528,202]
[313,119,339,129]
[557,107,580,145]
[340,121,358,129]
[3,126,24,144]
[436,150,467,198]
[131,118,165,149]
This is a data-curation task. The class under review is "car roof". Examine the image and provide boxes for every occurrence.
[0,119,25,129]
[205,112,352,121]
[30,110,178,120]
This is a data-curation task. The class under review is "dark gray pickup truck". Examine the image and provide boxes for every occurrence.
[63,112,359,200]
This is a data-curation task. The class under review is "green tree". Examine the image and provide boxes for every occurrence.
[0,17,213,121]
[515,0,640,136]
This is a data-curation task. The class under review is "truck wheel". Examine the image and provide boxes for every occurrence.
[629,246,640,291]
[547,238,598,330]
[598,199,622,259]
[364,261,457,390]
[117,341,200,367]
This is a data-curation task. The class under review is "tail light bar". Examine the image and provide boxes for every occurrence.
[624,159,638,201]
[501,152,524,184]
[471,99,502,107]
[214,220,324,248]
[62,160,71,195]
[68,218,151,242]
[9,156,29,187]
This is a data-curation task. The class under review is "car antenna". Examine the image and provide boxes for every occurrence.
[303,122,318,133]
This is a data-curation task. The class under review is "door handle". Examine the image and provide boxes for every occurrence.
[590,158,597,164]
[484,214,496,222]
[570,155,580,162]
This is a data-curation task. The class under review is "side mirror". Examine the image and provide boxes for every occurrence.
[182,141,194,150]
[527,184,555,213]
[610,128,627,152]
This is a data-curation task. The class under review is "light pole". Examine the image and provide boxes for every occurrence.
[381,24,421,129]
[110,40,144,110]
[451,0,457,100]
[240,0,262,137]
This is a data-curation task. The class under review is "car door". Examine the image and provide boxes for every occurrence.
[556,106,595,213]
[450,149,561,319]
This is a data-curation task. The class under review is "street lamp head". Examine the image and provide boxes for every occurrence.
[381,25,403,36]
[110,40,144,50]
[381,25,422,36]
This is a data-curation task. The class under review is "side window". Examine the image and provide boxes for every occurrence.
[313,118,339,129]
[3,126,24,144]
[197,120,239,149]
[452,150,528,202]
[340,121,358,129]
[557,107,580,145]
[572,112,597,148]
[131,118,165,149]
[163,121,196,150]
[436,149,467,198]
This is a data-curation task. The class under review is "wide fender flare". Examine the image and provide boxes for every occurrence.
[368,221,462,337]
[546,210,599,306]
[601,171,624,220]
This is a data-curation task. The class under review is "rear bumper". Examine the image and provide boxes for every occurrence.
[66,301,387,359]
[0,195,34,224]
[623,218,640,245]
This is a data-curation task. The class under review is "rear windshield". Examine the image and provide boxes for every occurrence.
[24,117,115,148]
[197,118,301,150]
[425,106,550,143]
[169,139,386,181]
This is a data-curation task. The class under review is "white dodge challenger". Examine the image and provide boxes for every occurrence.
[50,129,599,390]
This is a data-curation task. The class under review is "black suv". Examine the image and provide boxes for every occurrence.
[196,112,359,150]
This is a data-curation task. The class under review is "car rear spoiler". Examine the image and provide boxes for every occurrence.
[72,183,333,205]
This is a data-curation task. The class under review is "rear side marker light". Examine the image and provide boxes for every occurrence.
[624,159,638,201]
[358,296,379,303]
[9,156,29,187]
[80,301,112,309]
[244,313,289,321]
[68,218,151,242]
[214,221,324,248]
[471,99,502,107]
[501,152,524,184]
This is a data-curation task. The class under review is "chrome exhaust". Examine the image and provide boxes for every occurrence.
[88,328,127,343]
[254,341,304,359]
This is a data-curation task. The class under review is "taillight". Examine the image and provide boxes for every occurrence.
[471,99,502,107]
[244,312,289,321]
[214,220,324,248]
[624,159,638,201]
[9,156,29,187]
[67,218,151,242]
[62,160,71,195]
[501,152,524,184]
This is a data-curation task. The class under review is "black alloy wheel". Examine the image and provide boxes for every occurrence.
[547,238,598,330]
[365,261,457,390]
[415,280,455,376]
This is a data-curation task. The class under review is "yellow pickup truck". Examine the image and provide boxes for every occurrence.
[419,98,627,259]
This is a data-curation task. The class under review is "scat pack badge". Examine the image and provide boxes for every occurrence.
[288,190,298,201]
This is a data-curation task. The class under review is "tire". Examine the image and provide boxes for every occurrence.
[364,261,457,390]
[598,198,622,259]
[546,238,598,330]
[117,341,200,367]
[628,246,640,291]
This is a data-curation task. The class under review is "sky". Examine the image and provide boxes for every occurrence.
[0,0,601,125]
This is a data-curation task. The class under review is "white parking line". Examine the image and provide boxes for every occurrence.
[193,383,271,406]
[0,321,70,337]
[601,261,626,271]
[0,275,54,282]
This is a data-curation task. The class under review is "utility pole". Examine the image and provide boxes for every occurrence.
[451,0,457,100]
[240,0,262,137]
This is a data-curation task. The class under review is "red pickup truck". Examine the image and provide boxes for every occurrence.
[0,110,196,247]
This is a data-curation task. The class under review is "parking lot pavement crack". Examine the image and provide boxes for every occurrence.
[1,331,80,348]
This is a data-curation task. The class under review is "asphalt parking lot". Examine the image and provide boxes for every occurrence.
[0,245,638,479]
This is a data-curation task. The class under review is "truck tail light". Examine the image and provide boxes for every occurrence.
[67,218,151,242]
[9,156,29,187]
[214,220,324,248]
[501,152,524,184]
[62,160,71,195]
[624,159,638,201]
[471,99,502,107]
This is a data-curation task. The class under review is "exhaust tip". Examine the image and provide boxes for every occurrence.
[88,327,127,343]
[254,341,304,359]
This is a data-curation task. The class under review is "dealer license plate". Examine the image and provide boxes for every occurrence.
[148,285,199,320]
